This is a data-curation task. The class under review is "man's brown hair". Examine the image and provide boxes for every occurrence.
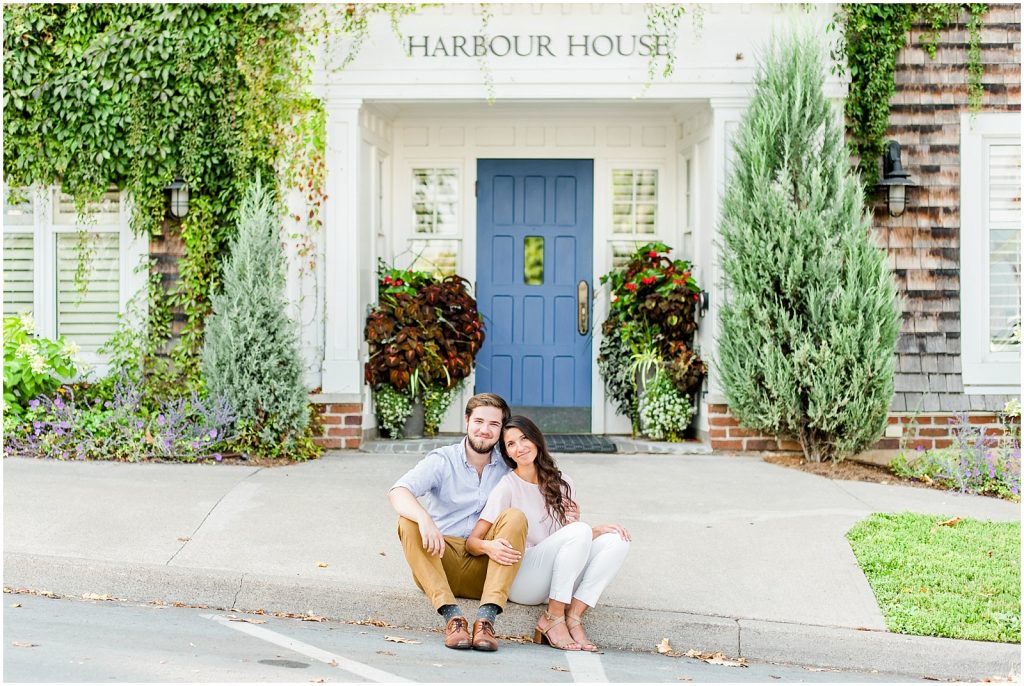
[464,393,511,424]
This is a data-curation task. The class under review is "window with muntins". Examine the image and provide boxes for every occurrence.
[407,167,459,277]
[960,113,1021,391]
[611,169,657,235]
[609,168,659,270]
[2,185,142,366]
[412,168,458,235]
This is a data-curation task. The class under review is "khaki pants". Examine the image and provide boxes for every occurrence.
[397,508,527,611]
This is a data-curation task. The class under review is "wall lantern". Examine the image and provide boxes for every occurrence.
[164,177,190,219]
[877,140,915,217]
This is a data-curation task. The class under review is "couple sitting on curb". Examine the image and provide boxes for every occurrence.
[387,393,632,652]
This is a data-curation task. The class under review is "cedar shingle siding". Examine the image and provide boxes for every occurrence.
[874,3,1020,415]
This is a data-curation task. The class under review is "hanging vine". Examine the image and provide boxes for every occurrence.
[830,3,988,185]
[2,3,418,390]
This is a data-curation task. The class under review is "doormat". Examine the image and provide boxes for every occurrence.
[545,435,617,454]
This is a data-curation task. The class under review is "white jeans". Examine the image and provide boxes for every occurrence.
[507,521,630,607]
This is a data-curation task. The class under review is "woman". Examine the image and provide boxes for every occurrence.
[466,416,631,652]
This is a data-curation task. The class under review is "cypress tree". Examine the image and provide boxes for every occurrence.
[202,178,309,445]
[718,33,901,463]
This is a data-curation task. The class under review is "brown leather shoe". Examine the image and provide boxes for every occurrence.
[444,616,472,650]
[471,618,498,651]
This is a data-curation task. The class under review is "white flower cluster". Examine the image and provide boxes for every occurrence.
[638,369,694,441]
[374,384,413,438]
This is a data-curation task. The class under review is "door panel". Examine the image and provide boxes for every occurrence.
[476,159,594,412]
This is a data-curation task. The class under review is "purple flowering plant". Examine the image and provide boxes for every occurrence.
[892,412,1021,501]
[3,373,236,463]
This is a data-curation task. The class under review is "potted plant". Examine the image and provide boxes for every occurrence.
[597,242,707,440]
[364,262,485,438]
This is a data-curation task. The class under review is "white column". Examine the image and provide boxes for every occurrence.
[699,98,748,409]
[321,99,365,394]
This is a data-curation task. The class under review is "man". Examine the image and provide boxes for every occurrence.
[388,393,527,652]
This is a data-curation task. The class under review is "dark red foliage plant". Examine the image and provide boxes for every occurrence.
[364,266,485,394]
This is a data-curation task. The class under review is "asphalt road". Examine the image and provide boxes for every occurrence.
[4,592,928,683]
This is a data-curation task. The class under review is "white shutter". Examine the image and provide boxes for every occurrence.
[411,168,458,235]
[987,144,1021,348]
[3,186,35,318]
[3,234,34,318]
[960,112,1021,391]
[610,168,658,235]
[407,239,459,277]
[52,188,120,226]
[55,232,120,350]
[4,186,34,226]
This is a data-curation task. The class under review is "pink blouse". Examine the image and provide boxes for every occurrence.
[479,471,578,549]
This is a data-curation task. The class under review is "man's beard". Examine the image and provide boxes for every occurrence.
[467,435,498,454]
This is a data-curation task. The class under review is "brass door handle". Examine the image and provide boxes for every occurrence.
[577,280,589,335]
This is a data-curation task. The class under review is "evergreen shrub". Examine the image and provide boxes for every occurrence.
[717,32,901,462]
[201,179,315,455]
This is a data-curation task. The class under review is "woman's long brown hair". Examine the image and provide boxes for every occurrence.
[499,415,577,526]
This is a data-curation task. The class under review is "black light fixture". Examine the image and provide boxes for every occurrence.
[164,177,190,219]
[877,140,915,217]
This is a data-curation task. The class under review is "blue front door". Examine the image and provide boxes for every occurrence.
[475,159,594,417]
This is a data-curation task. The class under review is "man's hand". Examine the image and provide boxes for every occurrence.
[419,519,446,557]
[482,538,522,566]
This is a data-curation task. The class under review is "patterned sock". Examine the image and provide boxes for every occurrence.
[476,603,500,623]
[438,604,463,623]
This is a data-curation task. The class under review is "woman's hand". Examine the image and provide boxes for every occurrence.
[592,523,631,541]
[466,518,521,564]
[481,537,523,566]
[564,501,581,523]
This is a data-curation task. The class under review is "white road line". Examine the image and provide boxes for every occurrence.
[565,650,609,682]
[202,613,411,683]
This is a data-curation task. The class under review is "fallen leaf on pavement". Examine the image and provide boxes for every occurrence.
[939,516,962,527]
[496,633,534,644]
[12,642,38,648]
[82,593,116,601]
[272,611,327,622]
[657,638,674,654]
[682,650,748,667]
[310,679,326,683]
[376,651,395,657]
[229,617,267,625]
[383,635,421,644]
[551,666,569,672]
[11,603,21,608]
[770,676,781,680]
[350,618,395,628]
[177,537,191,542]
[316,561,329,568]
[379,552,386,556]
[677,677,692,681]
[328,659,338,666]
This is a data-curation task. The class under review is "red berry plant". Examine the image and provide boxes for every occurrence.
[598,242,707,438]
[364,262,485,437]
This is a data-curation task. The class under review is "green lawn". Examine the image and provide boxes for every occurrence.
[847,512,1020,643]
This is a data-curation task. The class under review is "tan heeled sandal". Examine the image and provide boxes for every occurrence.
[533,612,581,651]
[565,613,599,652]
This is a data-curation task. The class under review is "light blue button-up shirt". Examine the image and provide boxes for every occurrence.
[392,438,511,538]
